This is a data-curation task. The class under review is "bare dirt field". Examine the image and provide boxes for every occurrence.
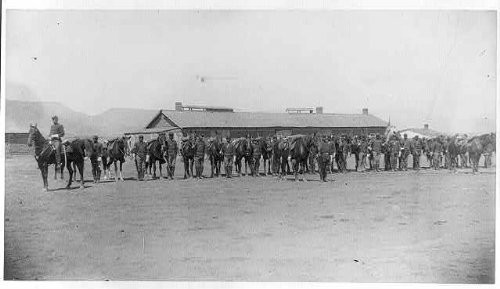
[4,155,495,282]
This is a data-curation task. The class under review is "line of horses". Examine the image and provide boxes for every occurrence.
[27,123,495,191]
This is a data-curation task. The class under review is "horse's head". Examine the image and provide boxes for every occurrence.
[27,123,40,147]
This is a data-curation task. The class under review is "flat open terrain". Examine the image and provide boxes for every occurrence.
[4,155,495,282]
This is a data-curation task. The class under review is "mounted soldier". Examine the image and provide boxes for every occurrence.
[49,115,65,170]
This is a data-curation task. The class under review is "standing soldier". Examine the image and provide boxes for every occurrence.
[389,136,401,171]
[351,136,360,172]
[318,136,332,182]
[308,138,318,174]
[131,135,148,181]
[251,139,262,177]
[369,134,383,172]
[222,137,235,178]
[431,138,443,170]
[358,136,368,172]
[194,135,206,179]
[271,136,280,176]
[412,136,423,170]
[400,133,411,171]
[90,135,103,183]
[165,132,178,180]
[49,115,65,170]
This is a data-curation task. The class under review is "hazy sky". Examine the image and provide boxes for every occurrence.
[6,10,497,133]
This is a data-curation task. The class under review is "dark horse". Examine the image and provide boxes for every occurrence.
[468,133,495,173]
[275,137,291,179]
[260,137,273,175]
[146,135,167,179]
[288,134,313,181]
[105,136,130,181]
[207,137,223,178]
[181,137,195,179]
[232,137,251,177]
[27,124,91,191]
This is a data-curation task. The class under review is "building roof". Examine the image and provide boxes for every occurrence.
[399,127,444,138]
[147,110,388,129]
[124,127,181,135]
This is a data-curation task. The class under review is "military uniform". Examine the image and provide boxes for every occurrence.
[251,141,262,176]
[358,138,368,172]
[370,138,383,171]
[90,138,103,182]
[222,140,235,178]
[318,139,332,182]
[431,139,443,170]
[194,138,206,179]
[132,139,148,180]
[400,137,412,171]
[50,122,65,167]
[412,137,423,170]
[308,142,318,174]
[389,139,401,171]
[165,137,178,179]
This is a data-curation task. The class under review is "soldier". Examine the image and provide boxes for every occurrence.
[400,133,411,171]
[431,138,443,170]
[90,135,103,183]
[131,135,148,181]
[271,136,280,175]
[222,137,235,178]
[351,136,360,171]
[318,136,333,182]
[358,136,368,172]
[389,136,401,171]
[412,136,423,170]
[369,134,383,172]
[251,139,262,177]
[194,135,206,179]
[165,132,178,180]
[49,115,65,170]
[308,138,318,174]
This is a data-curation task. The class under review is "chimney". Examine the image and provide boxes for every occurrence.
[362,108,369,115]
[316,107,323,114]
[175,102,183,111]
[424,124,429,130]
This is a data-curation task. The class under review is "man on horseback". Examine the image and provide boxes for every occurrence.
[165,132,178,180]
[50,115,65,170]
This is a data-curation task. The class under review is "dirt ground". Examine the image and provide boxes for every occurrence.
[3,154,495,282]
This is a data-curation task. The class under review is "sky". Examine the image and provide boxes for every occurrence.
[6,10,497,134]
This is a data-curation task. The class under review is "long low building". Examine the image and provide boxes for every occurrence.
[139,102,388,138]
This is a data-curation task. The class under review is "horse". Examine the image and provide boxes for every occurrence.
[145,136,166,179]
[180,137,195,179]
[467,134,494,173]
[101,144,112,179]
[105,136,130,181]
[27,124,91,191]
[207,137,223,178]
[288,134,313,181]
[275,137,290,178]
[483,133,496,168]
[232,137,251,177]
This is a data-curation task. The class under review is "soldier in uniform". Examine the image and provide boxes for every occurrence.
[90,135,103,183]
[431,138,443,170]
[369,134,383,172]
[251,139,262,177]
[222,137,235,178]
[389,135,401,171]
[194,135,206,179]
[131,135,148,181]
[165,132,178,180]
[318,136,333,182]
[400,133,411,171]
[358,136,368,172]
[412,136,423,170]
[49,115,65,169]
[271,136,280,176]
[308,138,318,174]
[350,136,360,172]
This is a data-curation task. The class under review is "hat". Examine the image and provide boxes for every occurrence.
[93,135,99,139]
[52,115,58,120]
[168,132,174,136]
[139,135,144,139]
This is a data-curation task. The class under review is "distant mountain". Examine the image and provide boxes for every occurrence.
[6,100,158,138]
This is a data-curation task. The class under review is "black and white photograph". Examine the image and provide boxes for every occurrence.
[2,1,497,285]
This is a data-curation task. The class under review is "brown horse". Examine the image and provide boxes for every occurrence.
[207,137,224,178]
[105,136,130,181]
[27,124,92,191]
[467,133,495,173]
[288,134,313,181]
[146,135,167,179]
[180,137,195,179]
[232,137,252,177]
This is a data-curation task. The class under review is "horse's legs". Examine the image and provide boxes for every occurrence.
[66,161,74,188]
[77,162,85,188]
[119,161,124,181]
[114,161,118,182]
[39,162,49,191]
